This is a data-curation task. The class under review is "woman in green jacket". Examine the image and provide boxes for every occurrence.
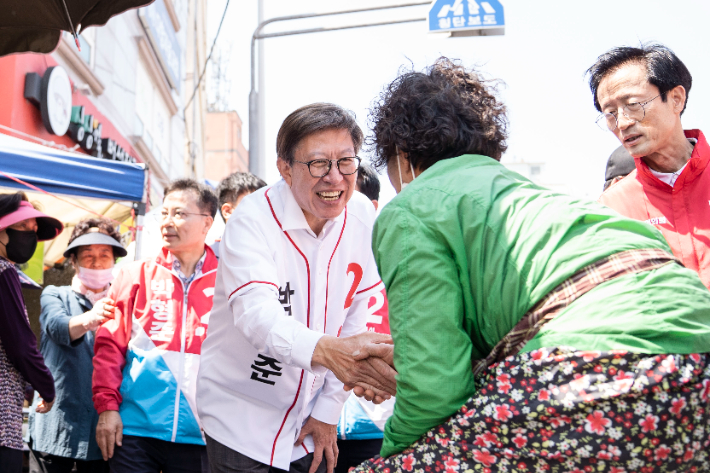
[354,58,710,473]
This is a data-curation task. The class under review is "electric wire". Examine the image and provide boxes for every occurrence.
[185,0,230,109]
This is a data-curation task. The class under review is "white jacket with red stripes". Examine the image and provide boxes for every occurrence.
[196,180,383,469]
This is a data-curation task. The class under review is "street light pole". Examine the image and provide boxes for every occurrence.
[248,1,430,178]
[248,0,260,177]
[256,0,266,178]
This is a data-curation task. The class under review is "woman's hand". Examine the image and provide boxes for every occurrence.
[86,298,116,328]
[69,298,115,341]
[312,333,397,402]
[35,397,54,413]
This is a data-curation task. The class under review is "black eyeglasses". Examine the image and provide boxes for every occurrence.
[293,157,361,178]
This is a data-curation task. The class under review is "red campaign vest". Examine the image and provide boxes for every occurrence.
[599,129,710,289]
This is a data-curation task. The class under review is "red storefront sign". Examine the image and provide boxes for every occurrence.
[0,53,141,163]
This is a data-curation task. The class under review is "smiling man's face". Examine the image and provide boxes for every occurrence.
[277,128,357,235]
[596,61,681,159]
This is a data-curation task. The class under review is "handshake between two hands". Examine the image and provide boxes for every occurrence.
[311,331,397,404]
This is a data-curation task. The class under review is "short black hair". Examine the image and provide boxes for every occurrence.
[368,57,508,171]
[276,103,364,165]
[603,146,635,191]
[587,43,692,114]
[163,179,218,218]
[217,172,267,208]
[0,191,27,219]
[356,162,380,202]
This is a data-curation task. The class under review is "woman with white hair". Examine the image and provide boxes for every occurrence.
[29,218,127,473]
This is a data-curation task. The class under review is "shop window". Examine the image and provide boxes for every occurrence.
[144,130,154,152]
[134,115,145,138]
[135,59,171,174]
[154,146,163,167]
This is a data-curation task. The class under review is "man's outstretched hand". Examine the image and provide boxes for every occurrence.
[345,341,396,402]
[312,332,396,403]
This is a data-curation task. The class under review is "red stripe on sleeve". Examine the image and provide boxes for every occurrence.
[229,280,279,300]
[356,280,382,295]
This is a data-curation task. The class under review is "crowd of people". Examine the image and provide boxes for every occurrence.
[0,41,709,473]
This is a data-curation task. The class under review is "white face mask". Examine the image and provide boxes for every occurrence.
[77,266,114,289]
[396,154,417,192]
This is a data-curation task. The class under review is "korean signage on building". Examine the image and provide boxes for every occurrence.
[24,66,137,164]
[138,0,182,94]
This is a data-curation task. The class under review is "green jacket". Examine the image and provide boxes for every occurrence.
[374,154,710,457]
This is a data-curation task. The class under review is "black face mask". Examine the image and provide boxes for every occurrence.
[1,228,38,264]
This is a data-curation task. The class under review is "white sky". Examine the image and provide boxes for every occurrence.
[206,0,710,206]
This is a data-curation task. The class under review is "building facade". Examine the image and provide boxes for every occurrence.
[204,111,249,182]
[0,0,208,209]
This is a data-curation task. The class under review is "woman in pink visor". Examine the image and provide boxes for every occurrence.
[0,191,63,473]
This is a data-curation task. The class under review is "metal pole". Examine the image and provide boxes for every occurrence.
[257,17,427,40]
[133,202,146,261]
[191,0,198,177]
[257,0,266,179]
[248,1,429,178]
[248,33,259,176]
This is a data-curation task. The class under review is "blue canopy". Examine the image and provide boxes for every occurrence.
[0,132,146,202]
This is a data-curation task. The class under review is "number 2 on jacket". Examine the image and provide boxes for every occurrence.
[344,263,363,309]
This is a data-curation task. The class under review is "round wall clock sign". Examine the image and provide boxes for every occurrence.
[40,66,72,136]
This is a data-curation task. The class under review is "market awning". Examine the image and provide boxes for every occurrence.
[0,132,146,202]
[0,132,147,267]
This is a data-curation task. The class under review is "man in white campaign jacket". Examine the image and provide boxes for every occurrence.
[197,103,396,473]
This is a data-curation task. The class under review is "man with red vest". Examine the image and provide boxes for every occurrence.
[590,43,710,288]
[92,179,219,473]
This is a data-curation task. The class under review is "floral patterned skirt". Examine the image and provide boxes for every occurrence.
[352,348,710,473]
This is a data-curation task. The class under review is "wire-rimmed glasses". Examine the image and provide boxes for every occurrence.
[595,94,661,131]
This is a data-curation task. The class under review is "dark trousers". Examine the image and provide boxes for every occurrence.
[29,449,110,473]
[109,435,209,473]
[0,446,23,473]
[334,439,382,473]
[205,434,327,473]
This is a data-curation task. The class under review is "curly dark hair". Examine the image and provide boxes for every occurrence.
[67,218,122,259]
[368,57,508,170]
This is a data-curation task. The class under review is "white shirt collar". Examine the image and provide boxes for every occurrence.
[275,180,345,237]
[647,137,697,187]
[167,250,207,282]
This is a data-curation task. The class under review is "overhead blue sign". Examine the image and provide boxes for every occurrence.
[138,0,182,94]
[428,0,505,34]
